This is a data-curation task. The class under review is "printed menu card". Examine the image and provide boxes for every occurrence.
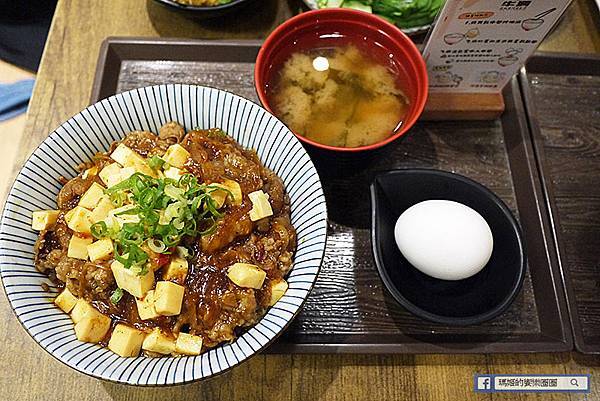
[423,0,572,93]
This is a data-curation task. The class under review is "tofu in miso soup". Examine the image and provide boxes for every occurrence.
[268,45,409,148]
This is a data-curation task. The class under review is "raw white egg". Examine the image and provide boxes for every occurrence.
[394,200,494,281]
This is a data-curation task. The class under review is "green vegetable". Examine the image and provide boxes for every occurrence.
[110,288,124,304]
[317,0,444,29]
[148,155,165,170]
[372,0,444,28]
[91,172,224,273]
[147,238,167,254]
[343,1,372,12]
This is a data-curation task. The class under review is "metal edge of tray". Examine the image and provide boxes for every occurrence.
[90,37,265,104]
[89,38,573,353]
[500,71,572,352]
[520,51,600,354]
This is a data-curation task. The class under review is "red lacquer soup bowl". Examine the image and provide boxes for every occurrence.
[254,8,428,153]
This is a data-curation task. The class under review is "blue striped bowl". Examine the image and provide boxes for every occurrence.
[0,84,327,385]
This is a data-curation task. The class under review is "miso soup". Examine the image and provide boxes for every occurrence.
[268,45,409,148]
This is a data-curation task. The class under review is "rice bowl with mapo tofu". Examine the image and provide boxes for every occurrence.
[32,122,296,358]
[1,85,326,385]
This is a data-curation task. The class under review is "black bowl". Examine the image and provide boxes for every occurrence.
[152,0,256,18]
[370,169,526,325]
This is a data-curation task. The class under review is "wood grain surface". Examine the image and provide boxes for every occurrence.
[0,0,599,400]
[528,71,600,348]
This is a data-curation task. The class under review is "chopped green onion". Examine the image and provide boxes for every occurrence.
[147,238,167,254]
[110,191,129,207]
[110,288,123,304]
[148,155,165,170]
[204,196,223,218]
[91,221,108,239]
[130,263,148,276]
[106,174,137,193]
[97,171,222,271]
[172,218,185,230]
[165,184,185,201]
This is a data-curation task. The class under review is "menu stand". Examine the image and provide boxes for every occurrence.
[423,92,505,120]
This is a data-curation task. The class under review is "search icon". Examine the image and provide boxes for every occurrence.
[570,378,579,387]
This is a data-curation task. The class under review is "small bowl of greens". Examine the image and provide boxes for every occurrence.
[303,0,444,35]
[152,0,257,18]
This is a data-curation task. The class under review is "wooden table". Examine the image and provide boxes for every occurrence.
[1,1,599,400]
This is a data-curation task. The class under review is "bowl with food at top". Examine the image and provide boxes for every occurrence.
[152,0,256,18]
[302,0,445,36]
[0,85,327,385]
[255,8,428,153]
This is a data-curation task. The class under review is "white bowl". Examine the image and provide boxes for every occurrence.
[0,84,327,385]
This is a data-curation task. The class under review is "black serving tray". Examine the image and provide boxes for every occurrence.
[90,37,572,353]
[522,52,600,354]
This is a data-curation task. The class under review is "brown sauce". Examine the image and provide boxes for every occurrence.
[33,122,296,351]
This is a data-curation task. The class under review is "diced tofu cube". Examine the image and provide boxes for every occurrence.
[67,235,93,260]
[111,260,155,299]
[108,324,146,357]
[163,165,184,181]
[208,179,243,208]
[103,215,120,232]
[162,257,188,282]
[54,288,78,313]
[207,185,227,209]
[142,329,176,354]
[74,312,111,343]
[78,182,106,210]
[162,144,190,168]
[248,190,273,221]
[31,210,60,231]
[71,298,94,323]
[269,279,288,306]
[136,290,160,320]
[120,166,136,181]
[111,144,156,177]
[132,159,157,177]
[99,163,123,187]
[227,263,266,289]
[65,206,93,234]
[109,144,137,166]
[154,281,185,316]
[90,196,114,223]
[71,298,97,323]
[87,238,114,262]
[222,179,243,206]
[175,333,203,356]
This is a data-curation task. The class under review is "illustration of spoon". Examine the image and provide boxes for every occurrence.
[521,7,557,31]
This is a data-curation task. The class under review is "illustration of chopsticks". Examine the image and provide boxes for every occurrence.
[533,8,557,19]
